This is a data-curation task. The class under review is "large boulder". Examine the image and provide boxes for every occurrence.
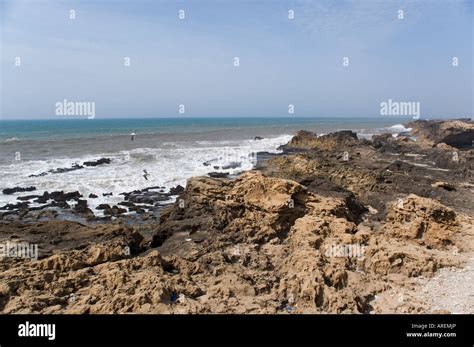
[2,186,36,195]
[282,130,359,151]
[385,194,459,249]
[407,119,474,149]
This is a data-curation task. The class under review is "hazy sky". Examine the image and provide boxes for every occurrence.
[0,0,472,119]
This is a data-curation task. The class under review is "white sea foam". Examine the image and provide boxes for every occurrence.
[386,124,412,134]
[356,123,413,140]
[3,137,20,142]
[0,134,292,213]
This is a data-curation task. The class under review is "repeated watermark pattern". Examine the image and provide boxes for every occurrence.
[380,99,420,119]
[324,243,366,259]
[0,241,39,261]
[55,99,96,119]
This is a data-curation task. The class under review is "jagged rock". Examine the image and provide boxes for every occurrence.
[128,192,169,205]
[2,186,36,195]
[34,192,50,204]
[169,185,184,195]
[83,158,111,167]
[385,194,459,249]
[16,195,41,201]
[282,130,318,149]
[29,163,87,177]
[208,172,229,178]
[28,172,48,178]
[282,130,358,151]
[222,162,241,170]
[103,205,127,216]
[118,201,135,208]
[50,164,84,174]
[127,206,146,214]
[435,142,458,152]
[50,200,70,209]
[372,133,396,149]
[1,122,472,315]
[431,182,456,191]
[0,202,28,211]
[73,200,93,215]
[407,119,474,149]
[49,191,82,202]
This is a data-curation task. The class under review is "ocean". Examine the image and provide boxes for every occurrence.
[0,117,412,212]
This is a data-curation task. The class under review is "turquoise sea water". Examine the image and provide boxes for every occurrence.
[0,116,416,211]
[0,117,411,141]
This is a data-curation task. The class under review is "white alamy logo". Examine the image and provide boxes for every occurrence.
[55,99,95,119]
[18,321,56,340]
[221,147,257,166]
[0,241,38,260]
[380,99,420,119]
[324,243,365,259]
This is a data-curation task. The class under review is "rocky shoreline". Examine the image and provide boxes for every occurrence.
[0,119,473,314]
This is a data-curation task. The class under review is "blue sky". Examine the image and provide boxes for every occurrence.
[0,0,472,119]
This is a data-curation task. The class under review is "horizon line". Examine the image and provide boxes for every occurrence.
[0,115,470,121]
